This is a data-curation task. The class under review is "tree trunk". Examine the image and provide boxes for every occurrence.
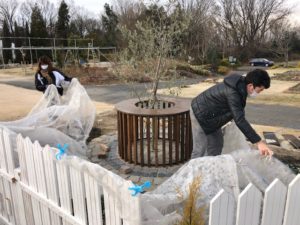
[284,49,289,68]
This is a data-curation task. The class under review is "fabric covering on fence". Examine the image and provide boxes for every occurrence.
[0,78,95,157]
[141,122,296,225]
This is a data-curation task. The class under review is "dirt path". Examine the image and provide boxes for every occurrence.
[0,84,42,120]
[0,83,114,121]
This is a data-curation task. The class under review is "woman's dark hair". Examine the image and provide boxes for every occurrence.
[245,69,270,89]
[37,55,54,72]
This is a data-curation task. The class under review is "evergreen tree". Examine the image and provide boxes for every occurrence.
[102,3,119,46]
[14,21,24,63]
[2,20,12,64]
[290,31,300,53]
[55,0,70,46]
[30,4,48,45]
[30,4,48,60]
[25,22,31,63]
[49,19,55,38]
[25,22,30,37]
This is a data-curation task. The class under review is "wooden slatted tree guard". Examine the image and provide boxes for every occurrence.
[115,98,192,167]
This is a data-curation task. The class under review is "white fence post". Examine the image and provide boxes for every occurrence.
[69,166,87,225]
[83,172,104,225]
[23,137,43,225]
[0,128,10,223]
[0,128,27,225]
[16,135,35,225]
[102,172,141,225]
[283,174,300,225]
[236,183,262,225]
[261,178,287,225]
[40,145,61,225]
[209,189,235,225]
[56,160,72,225]
[120,179,141,225]
[103,173,120,225]
[33,141,51,225]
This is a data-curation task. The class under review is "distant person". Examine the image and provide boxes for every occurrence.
[35,55,72,95]
[190,69,273,158]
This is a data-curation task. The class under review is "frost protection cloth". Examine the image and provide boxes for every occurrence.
[140,122,295,225]
[0,78,96,157]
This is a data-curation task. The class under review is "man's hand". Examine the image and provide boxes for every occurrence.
[257,140,273,156]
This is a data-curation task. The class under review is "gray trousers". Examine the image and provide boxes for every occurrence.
[190,108,223,158]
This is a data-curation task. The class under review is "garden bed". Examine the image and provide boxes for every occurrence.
[272,70,300,81]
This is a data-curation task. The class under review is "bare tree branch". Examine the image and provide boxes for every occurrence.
[0,0,18,32]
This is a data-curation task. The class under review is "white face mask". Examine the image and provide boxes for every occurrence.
[41,64,48,70]
[249,89,258,98]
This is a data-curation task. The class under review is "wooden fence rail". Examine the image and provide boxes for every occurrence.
[0,126,300,225]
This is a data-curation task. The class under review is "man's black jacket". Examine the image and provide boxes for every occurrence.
[191,74,261,144]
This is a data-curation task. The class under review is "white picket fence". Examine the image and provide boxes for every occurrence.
[0,126,300,225]
[0,127,141,225]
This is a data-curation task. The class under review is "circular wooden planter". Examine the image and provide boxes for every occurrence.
[115,98,192,167]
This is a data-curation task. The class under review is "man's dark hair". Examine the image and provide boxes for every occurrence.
[245,69,270,89]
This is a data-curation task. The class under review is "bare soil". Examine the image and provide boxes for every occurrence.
[0,83,114,122]
[272,70,300,81]
[0,84,42,120]
[287,83,300,93]
[64,66,121,85]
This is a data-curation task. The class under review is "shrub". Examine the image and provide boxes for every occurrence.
[175,63,211,76]
[217,66,231,75]
[219,58,230,67]
[175,63,192,72]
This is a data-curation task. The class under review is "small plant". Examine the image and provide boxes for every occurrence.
[175,176,205,225]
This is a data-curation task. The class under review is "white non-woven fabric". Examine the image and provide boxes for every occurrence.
[0,78,96,157]
[140,122,295,225]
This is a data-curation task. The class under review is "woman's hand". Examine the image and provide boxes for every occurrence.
[257,140,274,156]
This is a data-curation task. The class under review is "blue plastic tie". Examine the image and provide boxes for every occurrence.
[56,144,69,160]
[128,181,152,196]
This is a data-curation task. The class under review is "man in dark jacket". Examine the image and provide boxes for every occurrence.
[190,69,273,158]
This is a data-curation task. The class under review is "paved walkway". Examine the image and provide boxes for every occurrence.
[93,136,183,191]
